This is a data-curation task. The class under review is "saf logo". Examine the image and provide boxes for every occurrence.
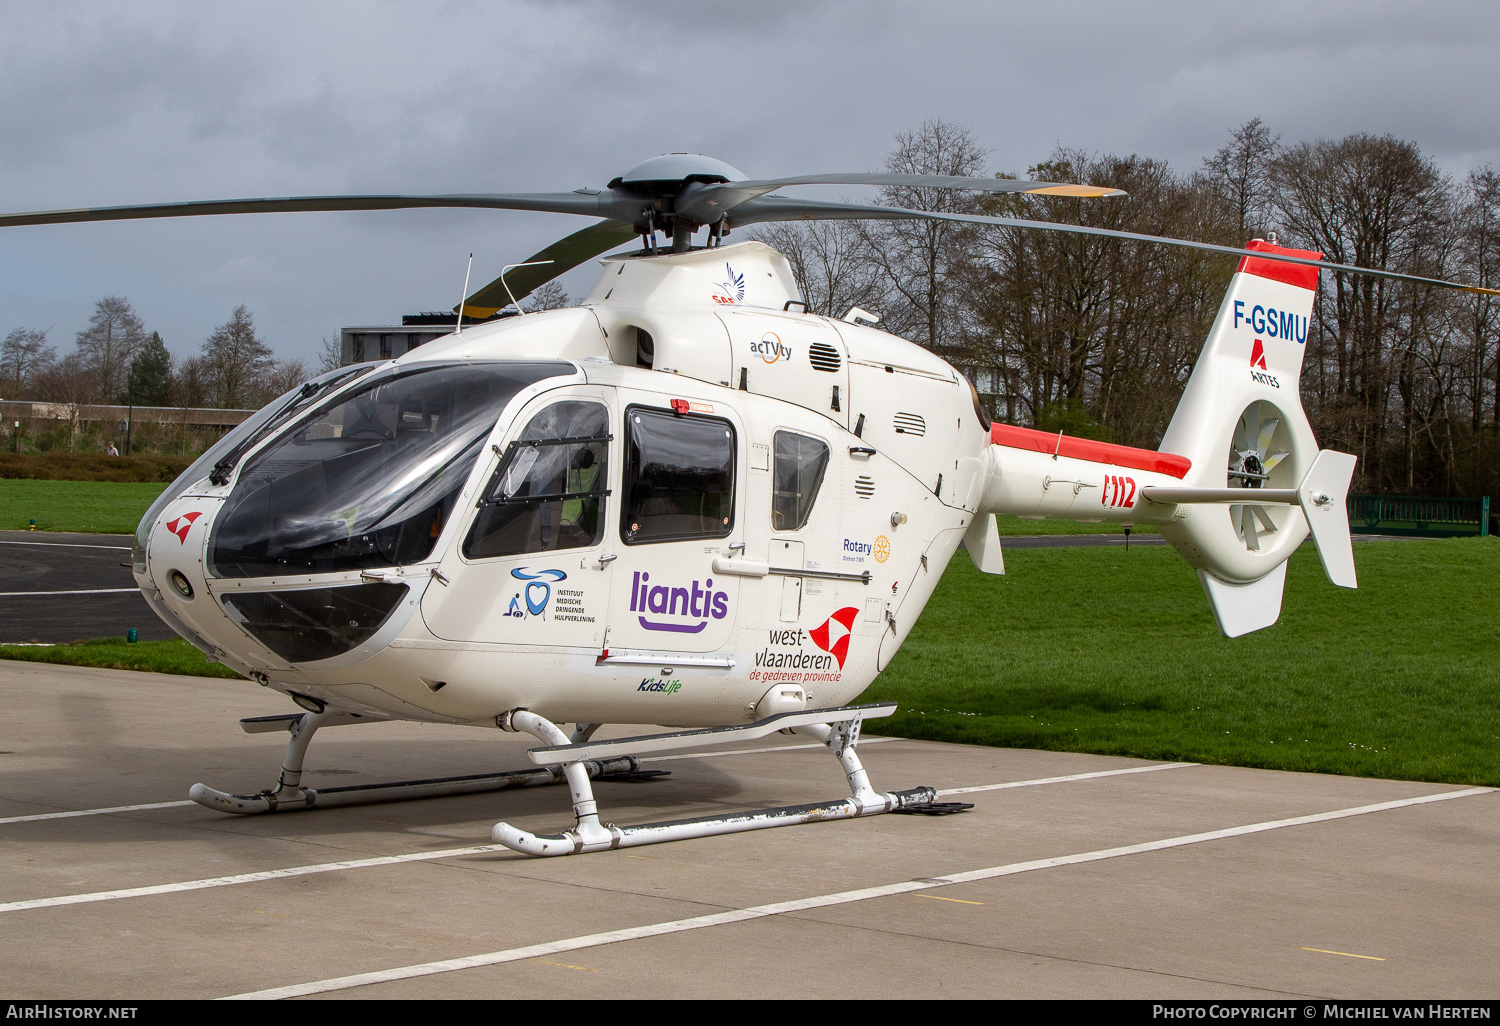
[711,263,746,305]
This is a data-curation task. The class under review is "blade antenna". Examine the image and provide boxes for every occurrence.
[500,260,555,316]
[455,253,474,336]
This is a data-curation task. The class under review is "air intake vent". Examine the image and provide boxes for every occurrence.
[854,476,875,498]
[893,412,926,436]
[809,343,842,372]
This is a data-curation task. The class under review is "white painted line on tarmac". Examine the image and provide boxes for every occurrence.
[0,540,132,551]
[0,738,899,826]
[222,786,1494,1000]
[0,760,1196,909]
[0,800,194,824]
[0,843,506,914]
[938,762,1195,795]
[0,588,138,596]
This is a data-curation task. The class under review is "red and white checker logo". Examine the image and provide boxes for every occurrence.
[809,606,859,670]
[164,511,202,544]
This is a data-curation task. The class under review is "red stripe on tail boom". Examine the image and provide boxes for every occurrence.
[990,423,1192,479]
[1235,238,1323,291]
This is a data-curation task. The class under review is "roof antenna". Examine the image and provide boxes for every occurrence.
[455,253,473,336]
[501,260,555,317]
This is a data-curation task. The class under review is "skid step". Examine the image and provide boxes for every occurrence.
[522,703,898,765]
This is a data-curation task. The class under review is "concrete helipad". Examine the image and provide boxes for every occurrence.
[0,659,1494,1000]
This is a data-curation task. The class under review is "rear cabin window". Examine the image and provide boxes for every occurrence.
[621,406,735,544]
[464,400,610,559]
[771,431,830,532]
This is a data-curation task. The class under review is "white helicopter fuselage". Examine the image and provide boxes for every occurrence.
[135,242,995,728]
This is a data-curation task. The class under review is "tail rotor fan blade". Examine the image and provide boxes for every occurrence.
[460,219,638,317]
[1241,506,1261,550]
[1256,418,1280,458]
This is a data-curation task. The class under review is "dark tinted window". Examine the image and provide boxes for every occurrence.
[621,406,735,544]
[772,431,830,531]
[465,400,610,559]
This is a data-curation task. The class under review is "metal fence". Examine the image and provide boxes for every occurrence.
[1346,494,1492,538]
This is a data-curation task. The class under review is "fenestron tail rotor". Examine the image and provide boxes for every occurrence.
[1228,403,1292,552]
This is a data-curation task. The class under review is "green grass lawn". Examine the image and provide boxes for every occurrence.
[860,537,1500,786]
[0,479,168,533]
[0,636,244,679]
[994,515,1150,536]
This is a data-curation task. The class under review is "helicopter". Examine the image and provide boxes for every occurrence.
[4,154,1495,856]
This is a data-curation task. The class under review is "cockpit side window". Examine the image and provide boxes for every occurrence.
[464,400,611,559]
[771,430,830,532]
[621,406,735,544]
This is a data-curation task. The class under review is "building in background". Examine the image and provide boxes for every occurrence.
[340,312,504,366]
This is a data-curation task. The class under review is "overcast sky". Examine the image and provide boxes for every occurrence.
[2,0,1496,368]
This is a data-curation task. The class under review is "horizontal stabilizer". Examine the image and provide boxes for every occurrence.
[1198,561,1287,638]
[1298,450,1357,589]
[965,513,1005,575]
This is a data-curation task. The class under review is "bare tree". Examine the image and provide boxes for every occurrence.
[2,327,56,398]
[748,219,886,318]
[31,352,93,450]
[174,355,209,409]
[258,358,309,406]
[316,334,343,374]
[963,149,1238,444]
[859,119,989,352]
[1200,116,1280,241]
[524,281,571,312]
[201,305,274,409]
[1270,134,1451,489]
[75,296,147,402]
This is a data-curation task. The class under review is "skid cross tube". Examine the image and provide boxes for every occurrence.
[189,708,642,815]
[490,705,939,856]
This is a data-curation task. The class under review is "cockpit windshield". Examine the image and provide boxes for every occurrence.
[132,361,380,562]
[210,360,573,577]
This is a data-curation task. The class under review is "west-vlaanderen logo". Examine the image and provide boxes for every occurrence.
[809,607,859,669]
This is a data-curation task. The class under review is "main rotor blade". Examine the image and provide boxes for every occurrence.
[460,219,639,317]
[727,197,1500,297]
[0,192,616,229]
[676,173,1124,223]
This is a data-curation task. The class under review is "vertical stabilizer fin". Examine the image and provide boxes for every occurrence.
[1299,449,1358,589]
[965,513,1005,575]
[1197,561,1287,638]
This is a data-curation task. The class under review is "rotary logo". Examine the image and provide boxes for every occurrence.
[873,535,891,563]
[164,511,202,544]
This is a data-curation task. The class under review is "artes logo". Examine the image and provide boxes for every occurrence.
[164,511,202,544]
[510,567,567,616]
[1250,338,1268,370]
[711,263,746,305]
[809,607,859,670]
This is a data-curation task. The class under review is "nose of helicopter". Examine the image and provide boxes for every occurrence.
[142,494,227,644]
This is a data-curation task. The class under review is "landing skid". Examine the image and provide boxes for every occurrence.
[188,709,653,815]
[492,703,963,857]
